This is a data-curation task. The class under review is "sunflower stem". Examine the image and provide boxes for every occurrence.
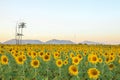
[8,61,12,79]
[0,63,3,79]
[23,63,25,80]
[46,62,49,80]
[35,68,37,78]
[59,68,61,79]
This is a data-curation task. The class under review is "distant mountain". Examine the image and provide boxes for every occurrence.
[3,39,16,44]
[45,39,75,44]
[80,41,102,45]
[4,39,119,45]
[3,39,43,44]
[103,42,120,45]
[3,39,75,44]
[22,40,43,44]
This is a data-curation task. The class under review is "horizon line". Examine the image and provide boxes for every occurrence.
[1,38,120,45]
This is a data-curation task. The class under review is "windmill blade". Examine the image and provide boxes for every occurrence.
[16,33,24,36]
[19,22,26,28]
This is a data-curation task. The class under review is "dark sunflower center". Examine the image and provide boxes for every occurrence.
[33,53,36,56]
[34,61,38,66]
[105,53,107,55]
[55,54,58,56]
[110,57,113,60]
[91,70,97,75]
[18,57,23,62]
[74,59,78,63]
[47,53,50,55]
[45,55,49,59]
[3,58,7,62]
[92,56,97,61]
[111,53,113,55]
[58,61,61,65]
[109,64,113,68]
[106,58,109,62]
[23,56,25,59]
[72,67,77,72]
[40,52,43,56]
[29,53,31,55]
[79,55,81,58]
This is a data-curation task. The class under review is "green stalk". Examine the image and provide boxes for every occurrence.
[8,62,12,79]
[35,68,37,79]
[59,68,61,79]
[45,62,49,80]
[23,63,25,80]
[0,63,2,78]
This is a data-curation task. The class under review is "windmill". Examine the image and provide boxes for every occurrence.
[15,22,26,45]
[19,22,26,44]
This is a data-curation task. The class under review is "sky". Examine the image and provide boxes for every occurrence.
[0,0,120,43]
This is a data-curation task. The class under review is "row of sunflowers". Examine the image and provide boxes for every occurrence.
[0,44,120,80]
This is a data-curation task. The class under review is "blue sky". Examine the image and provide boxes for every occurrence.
[0,0,120,43]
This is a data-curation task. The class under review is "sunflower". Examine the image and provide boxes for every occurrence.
[18,51,24,55]
[54,52,60,59]
[15,56,24,64]
[88,54,98,64]
[11,50,15,55]
[65,56,69,60]
[104,52,108,57]
[72,57,80,65]
[43,54,50,62]
[56,59,63,67]
[31,51,37,59]
[108,63,114,70]
[31,60,40,68]
[70,53,74,58]
[1,55,8,65]
[63,60,68,65]
[83,52,87,56]
[27,51,32,57]
[46,52,50,56]
[109,56,115,62]
[12,53,18,58]
[105,57,110,64]
[77,54,83,60]
[87,68,100,79]
[98,58,103,63]
[22,55,26,61]
[38,51,44,57]
[88,54,92,61]
[110,53,114,56]
[68,65,78,76]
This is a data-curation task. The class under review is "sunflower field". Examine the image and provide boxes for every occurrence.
[0,44,120,80]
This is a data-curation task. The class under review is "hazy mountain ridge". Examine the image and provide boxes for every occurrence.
[3,39,43,44]
[2,39,75,44]
[46,39,75,44]
[79,41,102,45]
[1,39,120,45]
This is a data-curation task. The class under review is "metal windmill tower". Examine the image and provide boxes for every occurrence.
[15,22,26,45]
